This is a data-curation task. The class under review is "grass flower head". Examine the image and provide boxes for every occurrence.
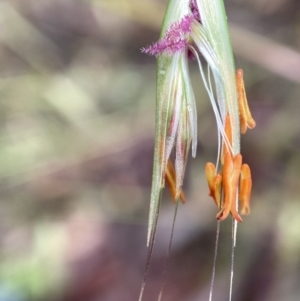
[140,0,256,299]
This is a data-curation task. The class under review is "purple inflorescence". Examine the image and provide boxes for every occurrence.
[141,15,195,56]
[189,0,201,22]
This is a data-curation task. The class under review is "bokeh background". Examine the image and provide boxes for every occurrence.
[1,0,300,300]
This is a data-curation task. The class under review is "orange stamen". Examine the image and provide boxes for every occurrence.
[236,69,256,134]
[165,159,186,204]
[229,154,243,222]
[217,153,242,222]
[205,162,222,208]
[221,114,233,164]
[240,163,252,215]
[205,113,253,222]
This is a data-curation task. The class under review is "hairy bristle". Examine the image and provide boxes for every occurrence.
[141,15,195,56]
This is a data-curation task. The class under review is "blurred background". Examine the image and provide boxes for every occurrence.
[0,0,300,300]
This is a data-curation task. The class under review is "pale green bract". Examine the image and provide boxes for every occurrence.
[147,0,241,247]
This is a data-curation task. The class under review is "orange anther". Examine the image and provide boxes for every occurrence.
[205,162,216,193]
[236,69,256,134]
[240,164,252,215]
[165,159,186,204]
[212,174,222,209]
[221,114,233,164]
[205,113,253,222]
[205,162,222,208]
[224,114,233,147]
[217,153,242,222]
